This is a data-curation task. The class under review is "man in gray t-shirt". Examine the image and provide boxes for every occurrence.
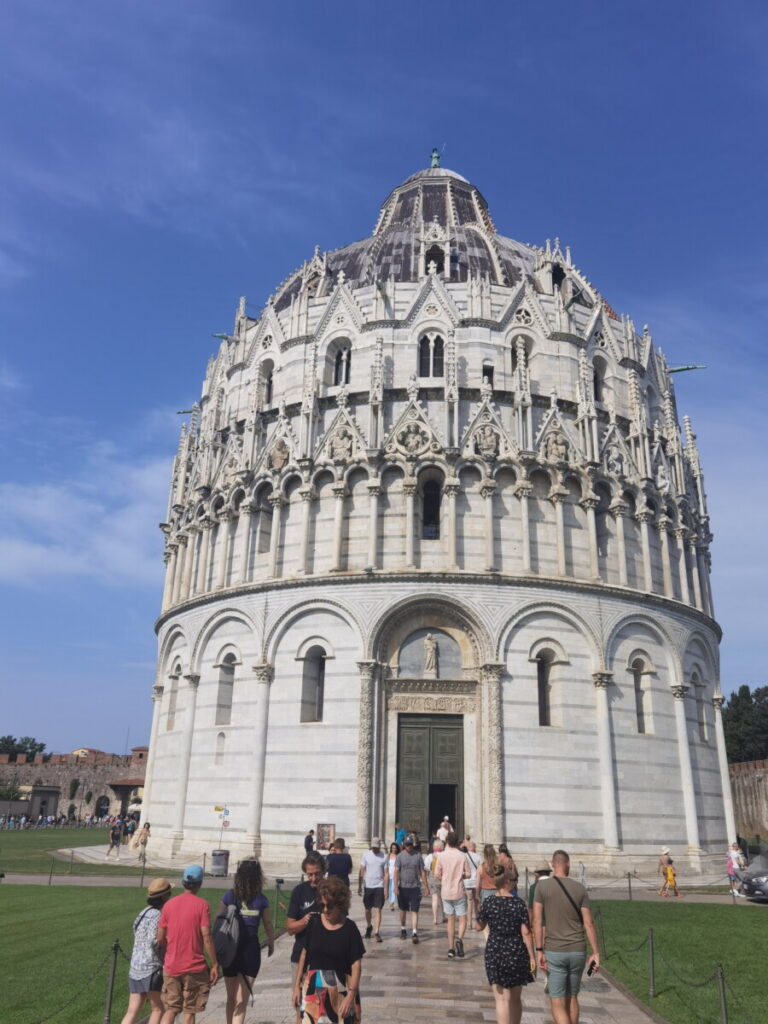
[393,837,429,943]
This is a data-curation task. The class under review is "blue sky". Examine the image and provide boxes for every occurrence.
[1,1,766,753]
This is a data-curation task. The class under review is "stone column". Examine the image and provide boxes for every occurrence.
[593,672,620,850]
[140,683,164,826]
[215,511,233,589]
[610,500,628,587]
[444,480,460,570]
[481,663,505,844]
[636,510,654,592]
[515,482,532,573]
[689,538,703,610]
[672,685,701,852]
[366,482,380,569]
[181,526,198,600]
[403,480,417,569]
[171,673,200,840]
[712,694,737,844]
[581,498,600,581]
[172,534,188,605]
[331,485,346,571]
[298,487,316,575]
[195,518,213,594]
[658,515,674,599]
[697,547,713,617]
[674,528,691,604]
[161,546,176,612]
[245,663,274,854]
[551,491,567,577]
[355,661,379,846]
[481,482,497,571]
[237,502,256,584]
[267,493,285,579]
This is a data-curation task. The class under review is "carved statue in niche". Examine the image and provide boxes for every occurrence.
[606,444,624,477]
[423,633,438,677]
[655,461,670,494]
[329,426,354,462]
[268,437,290,471]
[545,430,569,463]
[474,423,499,460]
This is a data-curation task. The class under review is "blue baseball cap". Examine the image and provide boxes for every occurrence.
[182,864,204,884]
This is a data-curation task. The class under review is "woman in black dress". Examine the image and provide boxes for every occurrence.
[475,865,535,1024]
[292,876,365,1023]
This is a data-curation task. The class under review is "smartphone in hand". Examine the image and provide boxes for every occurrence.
[587,959,598,976]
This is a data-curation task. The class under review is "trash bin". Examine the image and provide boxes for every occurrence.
[210,849,230,877]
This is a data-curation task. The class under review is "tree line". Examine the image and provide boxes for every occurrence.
[722,686,768,764]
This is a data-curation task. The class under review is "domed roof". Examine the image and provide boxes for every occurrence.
[273,164,538,311]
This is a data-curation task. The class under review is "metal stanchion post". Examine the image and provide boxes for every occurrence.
[275,878,283,931]
[716,964,728,1024]
[648,928,656,998]
[524,866,529,895]
[627,872,633,901]
[202,852,207,878]
[140,856,146,888]
[70,850,74,874]
[48,856,55,886]
[102,940,120,1024]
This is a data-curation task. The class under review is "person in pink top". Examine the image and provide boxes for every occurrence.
[156,865,219,1024]
[436,831,470,959]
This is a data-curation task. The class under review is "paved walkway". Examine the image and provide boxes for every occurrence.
[194,904,657,1024]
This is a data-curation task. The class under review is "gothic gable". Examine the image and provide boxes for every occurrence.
[403,271,461,328]
[460,395,517,463]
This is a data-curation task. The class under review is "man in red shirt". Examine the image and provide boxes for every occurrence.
[157,864,219,1023]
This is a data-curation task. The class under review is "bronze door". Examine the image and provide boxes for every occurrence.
[397,714,463,841]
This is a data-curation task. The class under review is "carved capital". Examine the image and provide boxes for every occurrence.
[332,485,347,499]
[673,526,689,542]
[671,684,688,700]
[480,662,505,684]
[217,508,234,523]
[592,671,613,689]
[176,532,189,548]
[514,482,532,499]
[253,662,274,685]
[608,500,628,518]
[357,660,380,683]
[367,484,382,498]
[152,684,164,702]
[635,509,654,525]
[480,483,497,500]
[712,693,725,710]
[238,501,257,517]
[183,673,200,688]
[549,488,568,505]
[299,487,317,503]
[268,492,286,509]
[199,516,215,531]
[580,497,599,512]
[403,481,418,497]
[657,514,672,532]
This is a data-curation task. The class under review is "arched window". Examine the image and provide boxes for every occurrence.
[481,361,494,388]
[215,653,236,726]
[593,356,607,404]
[333,345,351,386]
[422,480,441,539]
[418,334,444,378]
[166,665,180,731]
[425,244,444,276]
[301,645,326,723]
[536,650,553,727]
[263,367,274,407]
[215,731,225,765]
[632,659,647,734]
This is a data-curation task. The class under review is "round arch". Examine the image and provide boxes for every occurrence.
[264,597,364,666]
[367,593,492,668]
[604,612,683,682]
[497,601,603,670]
[190,607,259,674]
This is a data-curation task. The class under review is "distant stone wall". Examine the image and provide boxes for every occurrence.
[0,750,146,818]
[730,760,768,839]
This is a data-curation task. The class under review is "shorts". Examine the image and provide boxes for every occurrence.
[128,969,163,994]
[442,895,468,917]
[161,970,211,1013]
[363,887,385,910]
[545,951,587,999]
[223,933,262,978]
[427,876,442,896]
[479,888,495,905]
[397,887,422,912]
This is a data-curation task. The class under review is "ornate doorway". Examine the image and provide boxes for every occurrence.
[396,714,463,840]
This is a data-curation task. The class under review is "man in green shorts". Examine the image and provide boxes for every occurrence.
[532,849,600,1024]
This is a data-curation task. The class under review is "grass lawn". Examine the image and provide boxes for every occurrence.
[0,828,152,876]
[594,899,766,1024]
[2,885,288,1024]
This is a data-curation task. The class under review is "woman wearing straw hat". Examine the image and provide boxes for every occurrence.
[120,877,172,1024]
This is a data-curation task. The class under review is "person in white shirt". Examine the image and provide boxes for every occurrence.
[358,838,388,943]
[436,817,453,843]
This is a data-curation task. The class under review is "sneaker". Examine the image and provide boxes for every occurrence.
[447,948,456,958]
[400,928,407,940]
[412,933,419,944]
[455,938,465,958]
[375,933,383,943]
[365,925,372,939]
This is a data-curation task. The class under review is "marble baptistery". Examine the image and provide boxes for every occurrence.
[144,161,734,873]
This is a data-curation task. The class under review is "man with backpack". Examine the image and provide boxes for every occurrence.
[157,864,219,1024]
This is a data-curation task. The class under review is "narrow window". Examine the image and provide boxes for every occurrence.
[593,357,606,404]
[632,659,646,734]
[537,653,552,727]
[551,263,566,293]
[215,731,225,765]
[215,653,236,726]
[418,337,431,377]
[422,480,441,539]
[432,336,444,377]
[425,243,444,275]
[166,668,180,731]
[264,369,274,406]
[301,646,326,723]
[482,363,494,388]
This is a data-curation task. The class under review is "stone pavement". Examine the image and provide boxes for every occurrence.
[195,904,657,1024]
